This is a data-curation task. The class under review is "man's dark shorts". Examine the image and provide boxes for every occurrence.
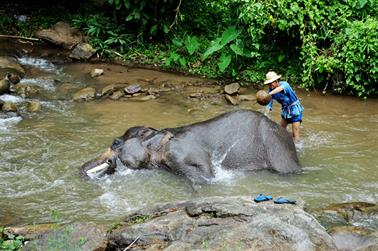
[282,113,302,124]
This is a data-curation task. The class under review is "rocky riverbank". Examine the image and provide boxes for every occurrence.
[3,196,377,250]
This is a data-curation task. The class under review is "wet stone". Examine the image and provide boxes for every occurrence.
[109,90,124,100]
[27,100,42,112]
[2,102,18,112]
[224,82,240,95]
[90,68,104,78]
[35,22,83,50]
[224,94,240,105]
[189,93,203,98]
[0,78,10,94]
[135,95,156,101]
[124,84,141,95]
[0,56,26,77]
[101,84,126,97]
[69,42,95,60]
[73,87,96,101]
[14,84,39,98]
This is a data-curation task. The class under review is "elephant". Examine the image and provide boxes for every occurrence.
[80,109,301,184]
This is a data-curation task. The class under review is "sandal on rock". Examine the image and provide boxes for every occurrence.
[254,194,273,203]
[273,197,296,204]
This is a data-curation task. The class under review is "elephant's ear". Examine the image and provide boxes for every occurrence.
[137,127,158,139]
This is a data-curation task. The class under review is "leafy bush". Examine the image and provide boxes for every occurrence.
[232,0,378,96]
[105,0,179,37]
[0,226,24,251]
[3,0,376,96]
[332,17,378,96]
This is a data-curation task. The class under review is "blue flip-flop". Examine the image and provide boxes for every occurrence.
[254,194,273,203]
[273,197,296,204]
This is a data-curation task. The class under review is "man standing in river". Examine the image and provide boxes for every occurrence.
[263,71,304,144]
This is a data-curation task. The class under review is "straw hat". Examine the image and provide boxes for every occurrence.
[264,71,282,85]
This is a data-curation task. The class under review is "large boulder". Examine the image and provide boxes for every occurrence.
[35,22,84,50]
[108,196,337,250]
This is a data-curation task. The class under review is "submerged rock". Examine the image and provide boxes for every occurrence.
[14,84,39,98]
[27,100,42,112]
[90,68,104,78]
[101,84,127,97]
[2,102,18,112]
[73,87,96,101]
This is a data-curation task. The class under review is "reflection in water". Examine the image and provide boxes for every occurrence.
[0,56,377,225]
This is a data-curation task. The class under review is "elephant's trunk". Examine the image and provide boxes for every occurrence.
[80,148,116,178]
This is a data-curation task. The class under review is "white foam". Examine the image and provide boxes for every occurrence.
[210,140,239,183]
[0,117,22,129]
[301,131,333,149]
[17,57,59,72]
[0,94,24,103]
[98,192,131,211]
[20,78,56,91]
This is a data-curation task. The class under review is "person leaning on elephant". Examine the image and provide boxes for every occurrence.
[263,71,304,143]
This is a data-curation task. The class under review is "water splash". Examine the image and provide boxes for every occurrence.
[17,57,60,73]
[210,140,240,183]
[20,77,56,91]
[98,192,131,211]
[0,116,22,129]
[301,131,334,149]
[0,94,24,103]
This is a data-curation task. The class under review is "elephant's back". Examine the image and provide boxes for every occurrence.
[175,110,273,168]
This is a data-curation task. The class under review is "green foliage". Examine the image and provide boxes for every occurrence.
[0,226,24,251]
[232,0,378,96]
[105,0,177,37]
[3,0,376,96]
[332,17,378,96]
[165,35,200,68]
[201,26,255,73]
[72,13,139,56]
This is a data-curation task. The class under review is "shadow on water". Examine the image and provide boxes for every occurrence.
[1,46,377,225]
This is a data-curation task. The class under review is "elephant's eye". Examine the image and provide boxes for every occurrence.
[111,138,123,150]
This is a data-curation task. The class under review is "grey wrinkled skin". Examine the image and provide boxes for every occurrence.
[80,110,301,184]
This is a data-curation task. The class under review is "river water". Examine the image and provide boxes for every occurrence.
[0,53,377,226]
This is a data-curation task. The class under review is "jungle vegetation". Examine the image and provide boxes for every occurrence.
[0,0,377,97]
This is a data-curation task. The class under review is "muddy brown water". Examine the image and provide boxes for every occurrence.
[0,54,377,225]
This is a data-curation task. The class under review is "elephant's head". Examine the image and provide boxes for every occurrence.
[80,126,170,179]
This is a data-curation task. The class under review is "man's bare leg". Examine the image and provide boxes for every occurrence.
[292,121,300,143]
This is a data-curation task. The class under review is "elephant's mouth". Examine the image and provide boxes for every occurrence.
[80,148,117,179]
